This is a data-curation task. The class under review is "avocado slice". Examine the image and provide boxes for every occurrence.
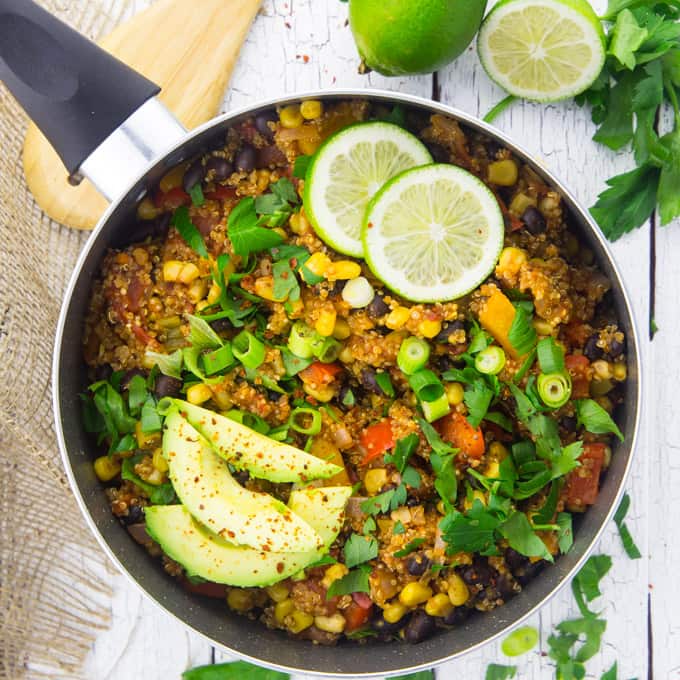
[144,486,351,587]
[166,399,342,483]
[163,410,322,553]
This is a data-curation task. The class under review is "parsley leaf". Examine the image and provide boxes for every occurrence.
[439,500,501,555]
[613,492,642,558]
[485,665,517,680]
[601,662,618,680]
[572,554,613,617]
[326,564,371,598]
[551,441,584,479]
[498,511,554,562]
[418,418,458,507]
[182,660,289,680]
[575,399,624,441]
[536,336,565,374]
[658,126,680,224]
[227,197,284,257]
[393,520,406,534]
[360,485,407,515]
[343,533,378,568]
[171,206,208,258]
[507,305,537,356]
[464,379,495,427]
[393,538,426,558]
[293,155,312,179]
[556,512,574,554]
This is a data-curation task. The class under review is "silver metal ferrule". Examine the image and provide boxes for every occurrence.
[76,98,187,201]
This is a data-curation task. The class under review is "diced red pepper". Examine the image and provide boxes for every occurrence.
[344,600,373,632]
[360,419,396,465]
[205,185,238,201]
[435,412,485,459]
[126,277,145,313]
[154,187,190,210]
[565,443,605,511]
[565,354,591,399]
[299,361,343,386]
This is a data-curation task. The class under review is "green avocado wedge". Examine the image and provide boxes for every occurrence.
[144,486,351,587]
[162,410,322,553]
[161,398,342,483]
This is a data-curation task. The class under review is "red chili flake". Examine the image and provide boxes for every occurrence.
[277,562,285,573]
[303,54,310,63]
[367,221,374,229]
[285,21,291,28]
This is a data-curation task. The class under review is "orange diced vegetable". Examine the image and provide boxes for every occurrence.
[360,420,396,465]
[565,354,591,398]
[565,443,605,511]
[299,361,343,387]
[477,288,521,359]
[435,412,485,459]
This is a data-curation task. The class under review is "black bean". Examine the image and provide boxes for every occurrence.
[372,612,410,635]
[584,334,603,361]
[329,279,345,298]
[514,560,544,586]
[521,206,547,235]
[123,504,144,525]
[435,320,464,345]
[94,364,113,382]
[182,160,205,193]
[426,143,449,163]
[443,606,471,627]
[485,141,503,159]
[367,293,389,318]
[609,337,625,358]
[205,156,233,181]
[235,145,257,172]
[496,573,518,601]
[255,110,276,139]
[266,389,282,402]
[560,415,577,432]
[406,553,431,576]
[209,317,234,333]
[121,368,146,390]
[360,368,382,395]
[153,374,183,399]
[435,355,455,373]
[154,212,172,237]
[504,548,529,572]
[459,559,496,587]
[404,610,436,644]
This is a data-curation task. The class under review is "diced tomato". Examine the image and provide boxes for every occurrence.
[344,600,372,632]
[565,354,591,399]
[154,187,190,210]
[182,579,229,599]
[126,277,145,313]
[435,412,485,459]
[131,324,158,349]
[360,419,396,465]
[299,361,343,386]
[565,443,606,511]
[205,185,238,201]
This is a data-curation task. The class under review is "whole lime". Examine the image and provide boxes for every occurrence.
[349,0,488,76]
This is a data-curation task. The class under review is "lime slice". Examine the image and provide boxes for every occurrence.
[304,122,432,257]
[477,0,606,102]
[362,164,504,303]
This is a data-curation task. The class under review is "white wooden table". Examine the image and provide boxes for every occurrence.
[81,1,678,677]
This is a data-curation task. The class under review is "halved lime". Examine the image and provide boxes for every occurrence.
[362,164,504,302]
[477,0,606,102]
[304,122,432,257]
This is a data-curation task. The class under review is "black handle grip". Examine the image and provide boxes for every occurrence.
[0,0,160,174]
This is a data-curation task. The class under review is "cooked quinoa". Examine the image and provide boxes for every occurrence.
[82,100,627,646]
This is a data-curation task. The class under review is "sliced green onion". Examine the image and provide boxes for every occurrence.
[187,313,223,349]
[537,337,565,374]
[421,392,451,423]
[289,407,322,435]
[288,321,317,359]
[537,372,572,409]
[474,346,506,375]
[397,336,431,375]
[202,343,235,375]
[268,425,290,442]
[408,369,445,403]
[342,388,356,407]
[312,336,341,363]
[145,349,183,379]
[224,409,270,434]
[232,330,265,369]
[376,371,395,398]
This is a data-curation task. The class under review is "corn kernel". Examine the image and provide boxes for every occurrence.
[212,390,233,410]
[602,445,612,469]
[509,193,537,215]
[314,613,346,633]
[488,441,509,461]
[254,275,286,302]
[364,468,388,495]
[445,382,465,406]
[287,609,314,633]
[488,159,519,186]
[332,318,351,340]
[289,211,311,235]
[338,345,353,364]
[266,583,290,603]
[159,163,188,193]
[227,588,253,612]
[590,378,613,397]
[152,447,169,473]
[137,196,160,221]
[274,598,295,623]
[613,362,627,382]
[383,601,409,624]
[447,574,469,606]
[279,105,304,129]
[94,455,121,482]
[300,100,324,120]
[206,282,221,305]
[315,308,337,337]
[386,306,411,330]
[484,460,500,478]
[135,421,161,450]
[498,247,527,276]
[399,582,433,608]
[188,278,208,303]
[425,593,454,618]
[325,260,362,281]
[163,260,183,283]
[321,563,349,589]
[287,298,305,317]
[178,263,201,285]
[305,252,332,277]
[187,383,212,405]
[436,501,446,515]
[592,359,612,381]
[463,490,486,511]
[418,318,442,339]
[298,138,320,155]
[532,319,554,336]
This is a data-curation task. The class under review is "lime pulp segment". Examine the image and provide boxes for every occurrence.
[477,0,606,102]
[304,122,432,257]
[362,164,505,303]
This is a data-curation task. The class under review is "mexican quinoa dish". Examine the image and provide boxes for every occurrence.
[82,99,627,646]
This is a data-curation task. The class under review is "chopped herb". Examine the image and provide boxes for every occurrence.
[293,154,312,178]
[464,378,495,427]
[121,454,175,505]
[513,348,537,384]
[401,465,422,489]
[326,564,371,598]
[393,520,406,534]
[485,664,517,680]
[171,206,208,258]
[145,349,183,379]
[572,554,613,618]
[385,432,419,473]
[189,183,205,207]
[306,554,337,569]
[536,336,565,374]
[498,511,553,563]
[227,197,284,258]
[484,410,514,432]
[360,484,407,515]
[342,388,356,407]
[127,374,148,414]
[375,371,395,397]
[439,500,500,555]
[556,512,574,554]
[613,492,642,559]
[362,516,377,534]
[393,671,434,680]
[418,418,458,507]
[343,533,379,568]
[182,660,289,680]
[601,662,618,680]
[507,305,537,356]
[393,538,427,558]
[140,397,162,433]
[575,399,624,441]
[187,314,223,350]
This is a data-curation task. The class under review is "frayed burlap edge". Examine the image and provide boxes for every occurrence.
[0,2,134,678]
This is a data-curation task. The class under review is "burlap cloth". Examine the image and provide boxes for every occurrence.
[0,2,137,678]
